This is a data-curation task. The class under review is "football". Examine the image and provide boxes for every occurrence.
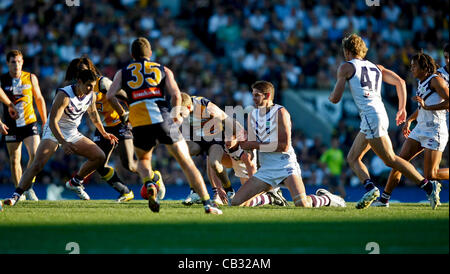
[140,184,148,200]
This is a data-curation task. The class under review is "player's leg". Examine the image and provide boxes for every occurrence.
[230,176,272,206]
[96,134,133,202]
[65,136,106,200]
[347,131,380,208]
[6,141,23,188]
[423,148,448,181]
[117,138,137,173]
[374,138,422,207]
[22,134,41,200]
[207,158,226,205]
[182,140,203,205]
[347,132,372,184]
[208,144,234,202]
[3,139,59,205]
[369,135,439,209]
[166,139,222,214]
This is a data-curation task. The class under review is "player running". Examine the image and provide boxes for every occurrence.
[106,37,221,214]
[231,80,346,208]
[0,50,47,201]
[64,57,146,202]
[372,52,449,207]
[329,34,441,209]
[2,69,118,206]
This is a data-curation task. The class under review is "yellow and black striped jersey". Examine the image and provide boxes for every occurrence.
[121,58,169,127]
[190,96,223,138]
[0,71,37,127]
[95,76,121,127]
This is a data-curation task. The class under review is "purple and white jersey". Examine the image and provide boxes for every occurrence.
[416,74,447,130]
[54,85,93,131]
[347,59,386,117]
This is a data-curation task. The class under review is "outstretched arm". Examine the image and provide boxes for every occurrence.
[377,64,407,125]
[106,70,127,122]
[87,93,118,145]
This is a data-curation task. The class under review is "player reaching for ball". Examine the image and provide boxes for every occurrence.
[3,69,118,206]
[231,80,346,208]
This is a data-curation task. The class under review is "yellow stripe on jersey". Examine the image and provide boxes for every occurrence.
[129,99,164,127]
[95,77,121,127]
[14,71,36,127]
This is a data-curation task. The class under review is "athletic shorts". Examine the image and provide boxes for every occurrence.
[3,122,39,143]
[408,125,449,152]
[254,151,302,188]
[93,123,133,154]
[132,112,183,151]
[41,122,84,144]
[193,138,225,156]
[360,112,389,139]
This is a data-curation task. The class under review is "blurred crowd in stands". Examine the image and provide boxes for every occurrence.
[0,0,448,191]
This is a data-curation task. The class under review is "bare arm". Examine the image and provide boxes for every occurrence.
[414,77,449,111]
[164,67,183,123]
[31,74,47,126]
[377,64,407,125]
[106,70,127,118]
[240,150,256,178]
[0,86,18,119]
[48,91,71,145]
[329,62,354,104]
[87,93,118,145]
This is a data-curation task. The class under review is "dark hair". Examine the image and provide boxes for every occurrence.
[65,57,101,81]
[77,69,97,84]
[6,50,23,62]
[131,37,151,59]
[412,52,437,76]
[444,44,450,54]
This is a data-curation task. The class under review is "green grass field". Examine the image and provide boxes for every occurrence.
[0,200,448,254]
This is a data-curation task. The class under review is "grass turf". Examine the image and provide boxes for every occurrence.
[0,200,448,254]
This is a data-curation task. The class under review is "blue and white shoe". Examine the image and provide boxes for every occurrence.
[356,187,380,209]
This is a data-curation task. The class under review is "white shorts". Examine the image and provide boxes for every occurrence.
[253,152,302,187]
[42,123,85,144]
[360,112,389,139]
[408,125,449,152]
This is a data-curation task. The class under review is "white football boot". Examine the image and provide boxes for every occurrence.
[65,180,90,200]
[316,188,346,207]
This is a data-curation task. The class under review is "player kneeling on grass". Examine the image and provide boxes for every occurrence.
[230,81,346,208]
[3,69,118,206]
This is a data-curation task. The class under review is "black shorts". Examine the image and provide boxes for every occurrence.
[132,114,184,151]
[3,122,39,143]
[94,123,133,154]
[194,138,225,156]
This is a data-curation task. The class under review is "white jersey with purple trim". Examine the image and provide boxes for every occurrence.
[42,85,93,143]
[347,59,386,117]
[415,74,447,129]
[250,104,301,187]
